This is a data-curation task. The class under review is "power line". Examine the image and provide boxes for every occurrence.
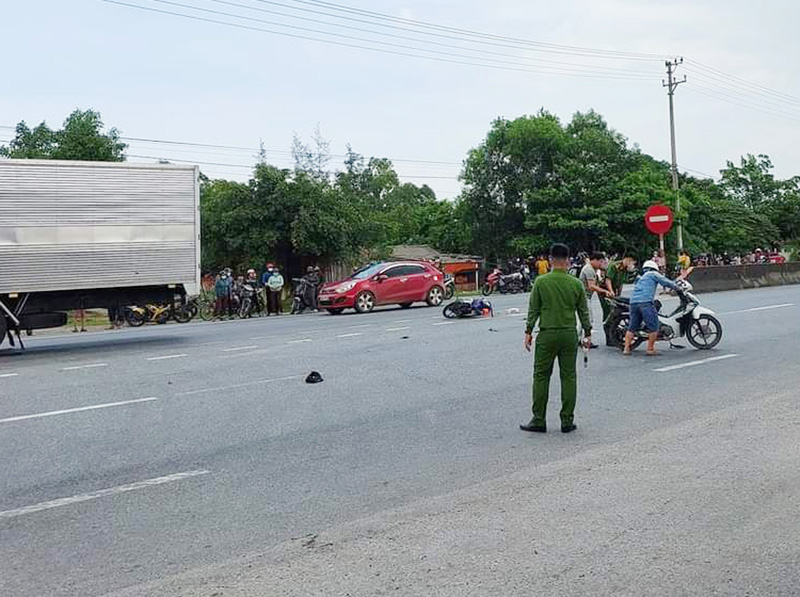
[0,132,731,188]
[286,0,666,61]
[100,0,661,81]
[684,69,800,116]
[201,0,660,76]
[122,135,462,165]
[0,125,464,168]
[684,86,800,125]
[684,59,800,106]
[680,165,717,180]
[127,153,460,179]
[690,82,800,120]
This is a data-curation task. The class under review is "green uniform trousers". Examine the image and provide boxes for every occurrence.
[532,328,578,427]
[599,295,612,324]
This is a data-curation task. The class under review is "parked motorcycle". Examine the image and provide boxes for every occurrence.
[125,303,174,326]
[237,283,261,319]
[442,298,494,319]
[444,273,455,300]
[482,268,526,295]
[608,280,723,350]
[173,297,197,323]
[291,277,316,314]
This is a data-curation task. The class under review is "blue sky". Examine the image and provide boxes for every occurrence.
[2,0,799,198]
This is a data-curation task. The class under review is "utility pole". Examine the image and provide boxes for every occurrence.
[663,58,686,251]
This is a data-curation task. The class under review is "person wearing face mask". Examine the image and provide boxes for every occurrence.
[261,263,277,315]
[603,253,637,346]
[214,269,233,320]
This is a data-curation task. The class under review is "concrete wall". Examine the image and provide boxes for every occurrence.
[691,262,800,293]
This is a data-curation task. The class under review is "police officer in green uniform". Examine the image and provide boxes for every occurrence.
[521,244,592,434]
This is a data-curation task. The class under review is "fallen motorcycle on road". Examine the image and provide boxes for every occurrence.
[442,298,494,319]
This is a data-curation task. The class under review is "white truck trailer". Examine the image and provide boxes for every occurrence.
[0,159,200,347]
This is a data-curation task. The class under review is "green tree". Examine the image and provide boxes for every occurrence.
[0,122,56,158]
[461,111,566,260]
[1,109,126,161]
[719,154,779,210]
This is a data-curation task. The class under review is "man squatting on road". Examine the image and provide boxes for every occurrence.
[521,244,592,434]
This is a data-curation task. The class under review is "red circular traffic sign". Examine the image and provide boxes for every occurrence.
[644,204,674,235]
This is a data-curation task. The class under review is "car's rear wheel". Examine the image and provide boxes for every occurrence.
[326,308,344,315]
[354,291,376,313]
[399,302,413,309]
[426,286,444,307]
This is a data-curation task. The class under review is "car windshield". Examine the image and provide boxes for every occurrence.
[351,263,385,280]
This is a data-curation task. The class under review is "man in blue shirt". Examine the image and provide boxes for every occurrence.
[623,260,680,356]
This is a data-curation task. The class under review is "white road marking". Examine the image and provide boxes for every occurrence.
[222,345,258,352]
[392,319,413,324]
[289,339,313,344]
[0,469,209,520]
[433,321,455,326]
[0,397,158,425]
[654,354,739,373]
[507,312,527,317]
[718,303,794,316]
[176,375,301,397]
[145,354,187,361]
[346,324,373,329]
[62,363,108,371]
[0,373,19,379]
[337,333,362,338]
[386,327,411,332]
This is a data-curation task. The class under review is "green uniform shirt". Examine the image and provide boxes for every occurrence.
[525,269,592,336]
[606,261,628,296]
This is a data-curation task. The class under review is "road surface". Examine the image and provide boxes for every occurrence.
[1,285,799,596]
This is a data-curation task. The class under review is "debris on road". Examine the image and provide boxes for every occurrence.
[305,371,324,384]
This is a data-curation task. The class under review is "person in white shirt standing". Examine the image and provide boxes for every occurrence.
[579,252,615,349]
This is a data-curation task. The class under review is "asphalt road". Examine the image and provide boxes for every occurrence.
[1,286,799,596]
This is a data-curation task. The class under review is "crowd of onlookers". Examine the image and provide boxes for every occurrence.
[208,264,323,319]
[691,248,787,267]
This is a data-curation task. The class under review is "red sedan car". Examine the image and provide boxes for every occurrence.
[318,261,446,314]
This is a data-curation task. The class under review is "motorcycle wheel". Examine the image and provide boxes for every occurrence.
[238,298,252,319]
[155,308,171,324]
[173,306,193,324]
[199,303,215,321]
[481,283,493,296]
[126,309,147,327]
[444,285,455,300]
[615,315,643,350]
[442,302,461,319]
[687,315,723,350]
